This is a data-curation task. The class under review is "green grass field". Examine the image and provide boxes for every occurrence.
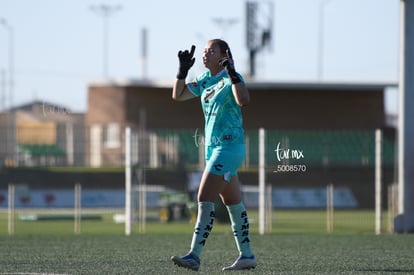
[1,210,413,274]
[0,209,392,235]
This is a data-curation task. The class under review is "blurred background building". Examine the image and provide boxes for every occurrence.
[0,101,85,167]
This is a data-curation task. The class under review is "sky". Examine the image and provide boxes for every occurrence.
[0,0,401,113]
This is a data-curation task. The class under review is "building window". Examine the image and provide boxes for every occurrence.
[104,123,120,148]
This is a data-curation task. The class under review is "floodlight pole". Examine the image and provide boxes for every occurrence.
[0,18,17,166]
[0,18,14,109]
[317,0,333,81]
[249,49,257,77]
[90,4,122,77]
[1,69,5,111]
[395,0,414,233]
[245,1,273,78]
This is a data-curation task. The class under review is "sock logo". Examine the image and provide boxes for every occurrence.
[197,210,215,247]
[241,237,250,243]
[204,224,213,232]
[240,211,250,243]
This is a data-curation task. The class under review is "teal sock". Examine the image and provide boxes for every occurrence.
[226,202,253,257]
[189,201,215,257]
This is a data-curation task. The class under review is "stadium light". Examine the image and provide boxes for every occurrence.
[212,17,239,40]
[245,1,274,77]
[90,4,122,77]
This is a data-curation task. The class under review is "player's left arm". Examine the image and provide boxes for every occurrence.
[219,49,250,106]
[231,78,250,107]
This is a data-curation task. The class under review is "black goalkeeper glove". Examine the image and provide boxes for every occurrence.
[176,45,196,79]
[219,48,241,84]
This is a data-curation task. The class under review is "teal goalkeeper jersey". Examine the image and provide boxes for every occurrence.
[187,69,245,147]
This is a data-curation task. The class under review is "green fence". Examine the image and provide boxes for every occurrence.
[153,129,395,168]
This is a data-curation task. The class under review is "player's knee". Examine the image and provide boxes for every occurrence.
[197,193,216,202]
[220,195,242,206]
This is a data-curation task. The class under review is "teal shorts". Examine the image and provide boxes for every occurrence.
[204,144,245,182]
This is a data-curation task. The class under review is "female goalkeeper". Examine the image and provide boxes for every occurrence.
[171,39,256,271]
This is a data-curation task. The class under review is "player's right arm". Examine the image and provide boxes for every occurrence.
[172,45,197,101]
[172,79,196,101]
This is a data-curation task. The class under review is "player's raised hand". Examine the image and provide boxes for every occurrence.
[219,48,241,84]
[176,45,196,79]
[219,48,235,70]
